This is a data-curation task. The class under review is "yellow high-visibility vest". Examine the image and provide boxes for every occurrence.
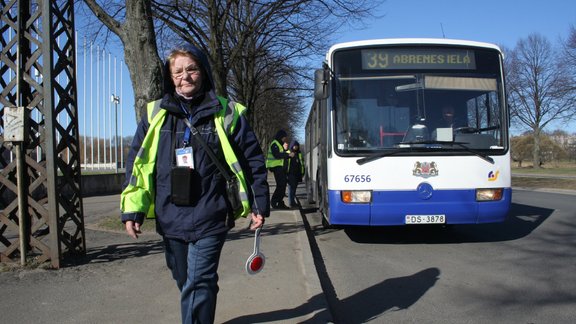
[266,140,285,168]
[120,97,251,219]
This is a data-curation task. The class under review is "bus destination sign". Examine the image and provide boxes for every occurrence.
[361,48,476,70]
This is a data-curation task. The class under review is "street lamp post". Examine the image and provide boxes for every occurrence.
[111,94,120,173]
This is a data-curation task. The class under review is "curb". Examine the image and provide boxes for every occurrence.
[295,210,333,322]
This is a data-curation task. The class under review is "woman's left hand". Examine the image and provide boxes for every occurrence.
[249,213,264,230]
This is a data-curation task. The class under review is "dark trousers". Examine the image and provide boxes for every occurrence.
[270,166,287,206]
[287,175,300,206]
[164,234,226,324]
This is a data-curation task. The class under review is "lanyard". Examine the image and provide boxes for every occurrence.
[180,104,193,147]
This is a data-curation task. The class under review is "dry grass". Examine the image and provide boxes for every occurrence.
[512,161,576,175]
[512,177,576,191]
[512,161,576,191]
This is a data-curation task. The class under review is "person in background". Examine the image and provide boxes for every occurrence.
[431,103,468,141]
[266,130,293,209]
[120,43,269,324]
[437,104,466,129]
[286,140,304,208]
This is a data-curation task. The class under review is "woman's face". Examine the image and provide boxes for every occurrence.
[170,55,203,97]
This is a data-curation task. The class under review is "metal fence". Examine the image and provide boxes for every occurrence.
[2,33,131,172]
[77,36,128,172]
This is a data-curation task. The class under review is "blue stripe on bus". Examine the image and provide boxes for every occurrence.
[327,188,512,226]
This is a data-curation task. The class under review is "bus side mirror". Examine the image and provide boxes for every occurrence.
[314,69,329,100]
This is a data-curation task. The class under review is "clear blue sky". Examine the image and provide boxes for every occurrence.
[334,0,575,50]
[299,0,576,137]
[87,0,575,139]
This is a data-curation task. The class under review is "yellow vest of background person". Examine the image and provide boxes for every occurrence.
[266,140,285,168]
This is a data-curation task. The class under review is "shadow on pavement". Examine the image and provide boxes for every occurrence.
[222,293,331,324]
[226,221,303,242]
[331,268,441,323]
[62,231,164,267]
[222,267,440,324]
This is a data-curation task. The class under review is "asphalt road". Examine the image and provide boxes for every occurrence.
[301,188,576,323]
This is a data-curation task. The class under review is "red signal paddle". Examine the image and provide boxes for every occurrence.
[245,227,265,275]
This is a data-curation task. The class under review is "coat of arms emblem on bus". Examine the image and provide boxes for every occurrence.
[413,161,438,177]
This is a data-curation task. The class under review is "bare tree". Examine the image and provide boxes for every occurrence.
[506,33,576,168]
[82,0,163,123]
[249,74,307,151]
[510,135,532,167]
[560,25,576,120]
[151,0,382,140]
[561,25,576,90]
[80,0,383,139]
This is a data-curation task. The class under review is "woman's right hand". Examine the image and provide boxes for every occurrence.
[125,220,142,239]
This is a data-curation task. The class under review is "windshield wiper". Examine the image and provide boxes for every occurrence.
[454,124,500,134]
[356,140,495,165]
[357,147,416,165]
[448,141,495,164]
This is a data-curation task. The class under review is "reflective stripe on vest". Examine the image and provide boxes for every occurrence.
[215,97,251,218]
[266,140,284,168]
[120,100,165,218]
[120,97,251,219]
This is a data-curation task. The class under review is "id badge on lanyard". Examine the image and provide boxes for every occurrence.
[176,109,195,168]
[176,147,193,168]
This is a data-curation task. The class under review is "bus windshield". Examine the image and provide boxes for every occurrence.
[332,46,506,154]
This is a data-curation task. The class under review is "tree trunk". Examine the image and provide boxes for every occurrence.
[83,0,163,124]
[122,0,163,123]
[206,1,227,97]
[532,128,542,168]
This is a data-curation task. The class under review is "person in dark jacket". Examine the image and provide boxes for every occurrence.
[121,43,269,324]
[286,140,304,208]
[266,130,293,209]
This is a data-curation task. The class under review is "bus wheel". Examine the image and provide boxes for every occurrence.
[306,178,315,204]
[321,206,338,230]
[321,214,333,229]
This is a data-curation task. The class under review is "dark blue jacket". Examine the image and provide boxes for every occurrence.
[287,140,303,181]
[122,44,269,242]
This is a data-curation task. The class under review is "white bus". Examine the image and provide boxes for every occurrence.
[305,38,511,228]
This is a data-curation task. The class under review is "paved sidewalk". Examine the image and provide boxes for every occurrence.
[0,193,332,323]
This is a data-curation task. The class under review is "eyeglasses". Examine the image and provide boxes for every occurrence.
[171,65,201,79]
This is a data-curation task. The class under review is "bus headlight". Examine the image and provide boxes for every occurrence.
[341,190,372,203]
[476,188,504,201]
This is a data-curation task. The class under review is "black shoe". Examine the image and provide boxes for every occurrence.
[276,202,290,210]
